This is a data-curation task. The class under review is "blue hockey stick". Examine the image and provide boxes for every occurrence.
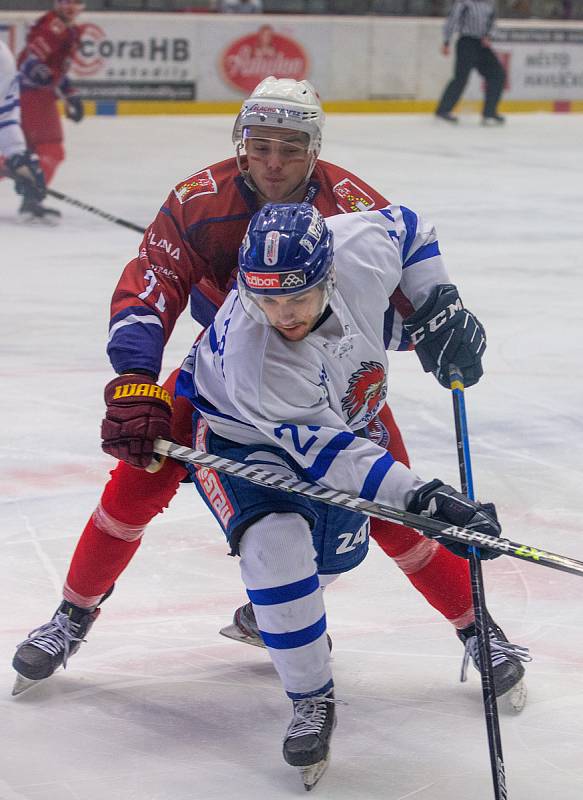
[449,366,507,800]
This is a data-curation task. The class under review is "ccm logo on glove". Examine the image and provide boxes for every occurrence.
[406,295,463,345]
[403,284,486,388]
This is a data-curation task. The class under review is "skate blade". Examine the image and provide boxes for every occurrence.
[299,754,331,791]
[12,673,45,696]
[18,212,61,227]
[219,623,266,649]
[499,678,527,713]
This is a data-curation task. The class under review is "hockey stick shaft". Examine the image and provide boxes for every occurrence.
[450,367,506,800]
[46,188,145,234]
[153,438,583,579]
[0,167,144,233]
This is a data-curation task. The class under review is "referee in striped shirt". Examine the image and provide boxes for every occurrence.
[435,0,506,124]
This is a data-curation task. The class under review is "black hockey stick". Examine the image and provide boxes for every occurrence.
[46,188,145,234]
[1,168,145,233]
[153,438,583,578]
[450,367,507,800]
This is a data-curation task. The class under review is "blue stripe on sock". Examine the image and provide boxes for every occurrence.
[287,678,334,701]
[247,573,319,606]
[259,614,327,650]
[361,451,395,501]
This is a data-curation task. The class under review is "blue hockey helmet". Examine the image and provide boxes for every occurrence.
[238,202,335,324]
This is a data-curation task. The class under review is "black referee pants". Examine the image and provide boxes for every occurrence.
[436,36,506,118]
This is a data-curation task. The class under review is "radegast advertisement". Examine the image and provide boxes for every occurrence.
[70,17,197,101]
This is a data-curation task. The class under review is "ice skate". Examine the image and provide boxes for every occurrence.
[12,599,102,695]
[283,690,337,791]
[457,617,531,712]
[18,197,61,225]
[220,601,333,652]
[435,111,459,123]
[219,601,266,648]
[481,114,506,126]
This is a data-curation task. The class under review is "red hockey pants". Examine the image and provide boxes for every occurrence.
[20,87,65,184]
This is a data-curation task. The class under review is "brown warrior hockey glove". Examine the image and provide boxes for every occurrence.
[101,374,172,468]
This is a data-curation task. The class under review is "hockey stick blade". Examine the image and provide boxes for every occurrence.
[153,438,583,579]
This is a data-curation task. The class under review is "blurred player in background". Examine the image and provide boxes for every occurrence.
[13,77,528,709]
[17,0,85,222]
[0,41,47,215]
[435,0,506,125]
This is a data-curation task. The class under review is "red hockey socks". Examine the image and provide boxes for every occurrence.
[35,142,65,185]
[370,518,474,629]
[64,457,187,608]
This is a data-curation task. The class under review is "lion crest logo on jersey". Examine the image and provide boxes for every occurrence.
[174,169,218,204]
[341,361,387,426]
[333,178,376,214]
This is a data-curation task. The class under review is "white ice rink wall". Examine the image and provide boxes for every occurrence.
[1,11,583,111]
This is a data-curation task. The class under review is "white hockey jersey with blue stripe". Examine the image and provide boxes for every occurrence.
[0,41,26,159]
[178,205,450,511]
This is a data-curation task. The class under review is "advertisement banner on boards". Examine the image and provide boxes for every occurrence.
[220,24,309,94]
[197,17,336,101]
[69,16,198,101]
[494,27,583,98]
[463,26,583,100]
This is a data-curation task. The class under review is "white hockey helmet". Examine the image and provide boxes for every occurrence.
[233,77,325,189]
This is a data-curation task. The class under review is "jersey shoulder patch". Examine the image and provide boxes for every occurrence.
[49,17,66,36]
[333,177,376,214]
[174,169,218,205]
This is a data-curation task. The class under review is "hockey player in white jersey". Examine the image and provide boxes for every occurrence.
[0,41,47,218]
[175,202,529,789]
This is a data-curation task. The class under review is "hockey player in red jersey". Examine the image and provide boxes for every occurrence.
[12,77,529,706]
[0,41,47,213]
[17,0,85,222]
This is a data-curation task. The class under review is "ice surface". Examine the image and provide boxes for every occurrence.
[1,112,582,799]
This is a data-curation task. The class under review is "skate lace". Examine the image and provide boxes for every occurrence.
[286,695,337,741]
[17,612,84,669]
[460,630,532,683]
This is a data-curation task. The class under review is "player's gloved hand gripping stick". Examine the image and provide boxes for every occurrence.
[403,283,486,388]
[102,374,173,469]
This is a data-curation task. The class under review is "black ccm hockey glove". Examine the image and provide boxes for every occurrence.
[407,479,502,560]
[403,284,486,388]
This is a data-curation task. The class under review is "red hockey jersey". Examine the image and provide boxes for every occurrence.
[107,158,413,378]
[18,11,80,89]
